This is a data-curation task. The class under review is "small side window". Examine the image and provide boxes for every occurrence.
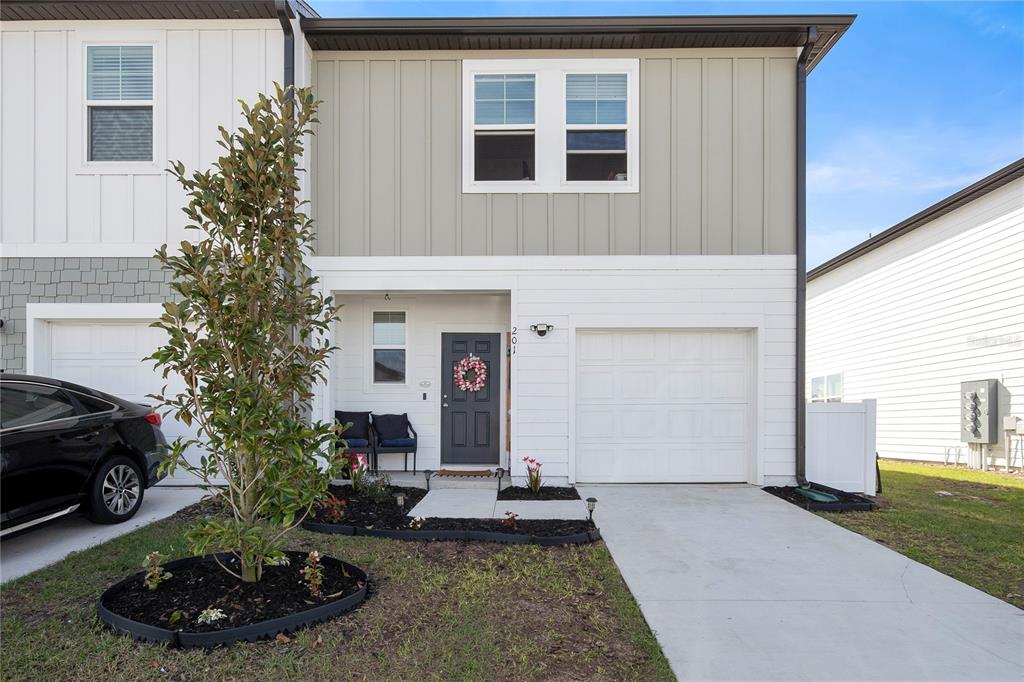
[0,384,78,430]
[810,374,843,403]
[372,311,407,384]
[75,393,117,414]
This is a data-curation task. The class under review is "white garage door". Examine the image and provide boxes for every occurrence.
[44,321,205,484]
[575,329,753,483]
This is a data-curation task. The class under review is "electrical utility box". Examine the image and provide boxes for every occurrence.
[961,379,999,444]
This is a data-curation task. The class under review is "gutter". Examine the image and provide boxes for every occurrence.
[275,0,295,90]
[795,26,817,486]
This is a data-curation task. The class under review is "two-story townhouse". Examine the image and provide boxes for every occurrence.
[0,3,854,485]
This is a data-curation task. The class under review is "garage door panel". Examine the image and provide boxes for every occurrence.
[576,329,752,483]
[710,369,747,400]
[577,332,615,362]
[621,333,657,360]
[622,370,659,399]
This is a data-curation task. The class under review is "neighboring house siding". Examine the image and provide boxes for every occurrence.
[807,179,1024,466]
[0,20,284,254]
[0,257,175,373]
[310,49,797,257]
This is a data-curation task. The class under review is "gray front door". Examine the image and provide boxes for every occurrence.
[441,333,501,465]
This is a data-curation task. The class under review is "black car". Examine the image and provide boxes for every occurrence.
[0,374,168,536]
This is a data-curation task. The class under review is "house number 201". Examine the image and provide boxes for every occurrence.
[510,327,518,356]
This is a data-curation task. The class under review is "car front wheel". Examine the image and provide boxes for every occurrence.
[87,456,145,524]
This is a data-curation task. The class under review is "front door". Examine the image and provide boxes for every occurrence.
[441,333,501,465]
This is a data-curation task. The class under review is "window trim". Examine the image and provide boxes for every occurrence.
[72,32,164,175]
[462,59,640,194]
[370,310,409,386]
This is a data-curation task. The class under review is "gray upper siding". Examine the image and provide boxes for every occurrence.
[0,257,176,373]
[311,50,797,257]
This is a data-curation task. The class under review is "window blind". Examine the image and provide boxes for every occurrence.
[87,45,153,100]
[566,73,627,125]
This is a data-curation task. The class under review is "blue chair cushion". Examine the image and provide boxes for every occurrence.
[343,438,369,447]
[380,437,416,449]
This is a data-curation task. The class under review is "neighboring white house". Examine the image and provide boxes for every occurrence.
[1,2,857,485]
[807,158,1024,469]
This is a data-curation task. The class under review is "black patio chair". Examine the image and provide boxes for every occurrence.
[335,410,377,472]
[370,413,418,473]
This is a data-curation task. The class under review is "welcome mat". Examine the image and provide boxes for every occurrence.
[434,469,495,478]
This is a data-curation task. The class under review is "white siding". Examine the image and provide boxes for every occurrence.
[807,179,1024,467]
[314,255,797,484]
[332,293,511,472]
[0,21,285,256]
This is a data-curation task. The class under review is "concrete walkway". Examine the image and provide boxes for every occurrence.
[579,484,1024,681]
[1,485,206,583]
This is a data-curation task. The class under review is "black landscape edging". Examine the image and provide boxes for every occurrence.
[302,519,600,545]
[763,482,876,512]
[98,553,368,648]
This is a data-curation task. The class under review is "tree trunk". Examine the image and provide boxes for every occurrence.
[241,558,260,583]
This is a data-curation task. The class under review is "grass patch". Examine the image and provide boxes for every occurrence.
[0,506,673,681]
[819,460,1024,608]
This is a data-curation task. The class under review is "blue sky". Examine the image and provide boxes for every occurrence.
[309,1,1024,266]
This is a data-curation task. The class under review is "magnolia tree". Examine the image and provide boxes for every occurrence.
[151,85,337,582]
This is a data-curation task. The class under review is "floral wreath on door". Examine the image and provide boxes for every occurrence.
[454,354,488,392]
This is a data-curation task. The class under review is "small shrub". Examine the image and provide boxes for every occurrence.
[197,608,226,625]
[320,495,348,523]
[301,550,324,598]
[143,551,172,590]
[522,456,543,494]
[501,511,519,530]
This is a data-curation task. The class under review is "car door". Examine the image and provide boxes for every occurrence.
[0,382,103,526]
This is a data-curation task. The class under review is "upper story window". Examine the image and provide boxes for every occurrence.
[462,59,639,194]
[473,74,536,182]
[86,45,153,162]
[810,374,843,403]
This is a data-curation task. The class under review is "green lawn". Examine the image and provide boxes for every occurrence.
[819,460,1024,609]
[0,505,673,682]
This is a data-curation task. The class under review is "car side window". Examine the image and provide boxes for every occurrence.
[74,393,116,414]
[0,384,78,430]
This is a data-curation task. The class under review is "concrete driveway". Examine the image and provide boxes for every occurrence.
[579,484,1024,681]
[1,485,206,584]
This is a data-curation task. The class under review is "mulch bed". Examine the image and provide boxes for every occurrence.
[314,484,427,529]
[764,484,876,512]
[497,485,581,501]
[102,551,363,633]
[417,517,594,536]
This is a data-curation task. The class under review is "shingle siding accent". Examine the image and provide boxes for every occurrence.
[0,257,177,373]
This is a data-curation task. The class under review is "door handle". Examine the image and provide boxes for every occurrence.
[442,402,449,408]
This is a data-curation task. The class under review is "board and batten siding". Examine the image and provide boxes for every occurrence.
[0,21,284,254]
[310,49,797,257]
[807,179,1024,466]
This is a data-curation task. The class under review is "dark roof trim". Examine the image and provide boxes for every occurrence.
[1,0,319,22]
[300,15,855,72]
[808,157,1024,281]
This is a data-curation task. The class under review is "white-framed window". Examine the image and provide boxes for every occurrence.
[810,374,843,403]
[85,44,154,163]
[462,59,639,194]
[371,311,407,384]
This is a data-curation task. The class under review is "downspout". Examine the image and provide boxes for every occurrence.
[275,0,295,90]
[795,26,817,486]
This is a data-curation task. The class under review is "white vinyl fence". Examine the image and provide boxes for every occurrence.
[806,399,877,494]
